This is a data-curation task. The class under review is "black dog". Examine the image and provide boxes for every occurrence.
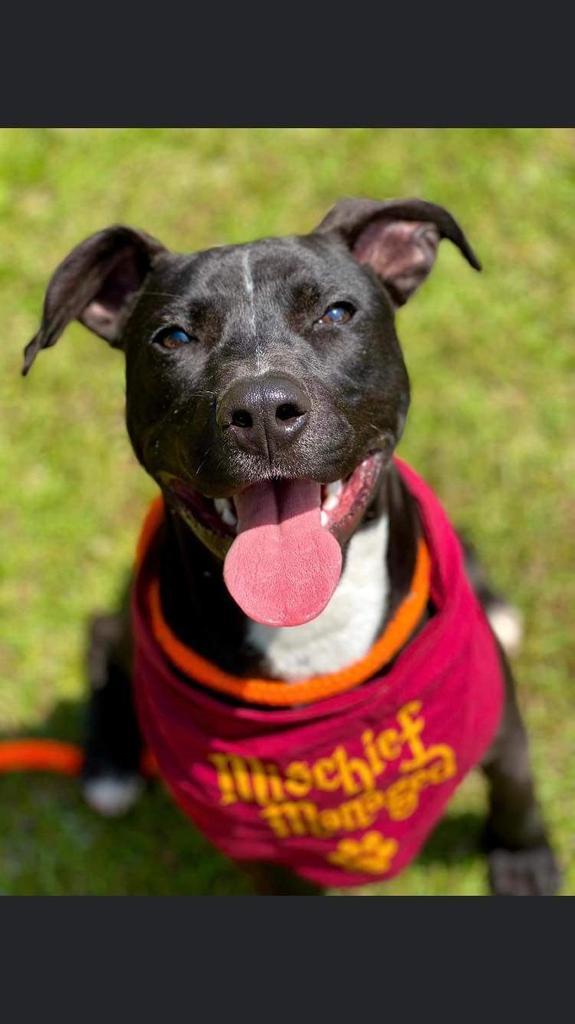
[23,198,561,895]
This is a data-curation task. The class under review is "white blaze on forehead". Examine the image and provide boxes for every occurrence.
[242,248,256,333]
[241,247,260,373]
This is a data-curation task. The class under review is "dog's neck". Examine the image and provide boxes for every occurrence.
[158,463,420,681]
[246,513,389,681]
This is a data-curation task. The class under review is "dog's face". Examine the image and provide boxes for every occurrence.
[24,198,479,626]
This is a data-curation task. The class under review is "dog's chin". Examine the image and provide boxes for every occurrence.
[160,450,387,562]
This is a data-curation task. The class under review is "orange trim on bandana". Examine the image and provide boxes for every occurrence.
[140,496,431,707]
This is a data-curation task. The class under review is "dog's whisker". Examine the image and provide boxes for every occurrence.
[194,445,215,478]
[141,291,188,299]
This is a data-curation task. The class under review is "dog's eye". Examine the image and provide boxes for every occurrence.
[154,328,195,350]
[316,303,355,326]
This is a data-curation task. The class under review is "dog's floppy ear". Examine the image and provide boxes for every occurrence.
[314,197,481,307]
[22,225,166,375]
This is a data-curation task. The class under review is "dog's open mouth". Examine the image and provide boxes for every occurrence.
[165,451,385,628]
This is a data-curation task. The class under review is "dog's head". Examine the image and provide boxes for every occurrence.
[23,198,479,626]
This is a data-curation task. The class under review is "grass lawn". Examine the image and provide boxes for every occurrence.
[0,128,573,895]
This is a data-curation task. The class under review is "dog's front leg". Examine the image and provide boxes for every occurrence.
[240,861,323,896]
[81,589,146,816]
[481,650,561,895]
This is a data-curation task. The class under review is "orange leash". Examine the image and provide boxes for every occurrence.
[0,740,157,776]
[0,740,83,775]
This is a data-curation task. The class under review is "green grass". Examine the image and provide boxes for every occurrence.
[0,128,573,895]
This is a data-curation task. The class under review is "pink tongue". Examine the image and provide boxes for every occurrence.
[223,480,342,627]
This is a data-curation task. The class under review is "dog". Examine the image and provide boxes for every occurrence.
[23,197,561,895]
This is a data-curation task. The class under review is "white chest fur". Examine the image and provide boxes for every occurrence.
[246,515,390,681]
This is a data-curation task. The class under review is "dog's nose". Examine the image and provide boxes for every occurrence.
[217,375,311,457]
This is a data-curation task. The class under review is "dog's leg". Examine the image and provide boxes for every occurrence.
[461,537,524,657]
[481,652,561,895]
[241,861,323,896]
[82,592,145,817]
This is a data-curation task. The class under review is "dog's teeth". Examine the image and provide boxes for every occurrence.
[214,498,237,527]
[322,479,343,511]
[320,510,329,526]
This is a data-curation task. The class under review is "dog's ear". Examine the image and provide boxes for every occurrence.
[22,225,166,375]
[313,198,481,307]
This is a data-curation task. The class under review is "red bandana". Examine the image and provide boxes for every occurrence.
[131,460,504,887]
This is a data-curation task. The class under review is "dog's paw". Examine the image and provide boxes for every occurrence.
[487,844,562,896]
[82,774,144,817]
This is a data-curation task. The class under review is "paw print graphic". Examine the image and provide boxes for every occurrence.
[328,831,398,874]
